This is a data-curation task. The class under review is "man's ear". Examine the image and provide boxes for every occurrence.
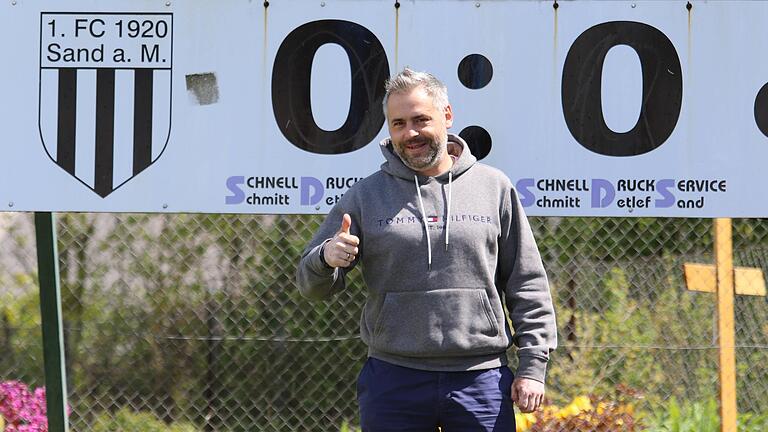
[445,104,453,129]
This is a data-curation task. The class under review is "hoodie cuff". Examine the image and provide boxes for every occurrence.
[515,355,548,384]
[309,240,335,275]
[318,240,333,269]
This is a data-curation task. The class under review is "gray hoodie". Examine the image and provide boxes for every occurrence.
[296,134,556,383]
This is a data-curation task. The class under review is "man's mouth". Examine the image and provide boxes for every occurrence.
[405,140,428,150]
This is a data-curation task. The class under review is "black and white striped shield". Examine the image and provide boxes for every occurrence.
[38,13,172,198]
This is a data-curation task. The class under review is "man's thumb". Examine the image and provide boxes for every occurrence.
[339,213,352,234]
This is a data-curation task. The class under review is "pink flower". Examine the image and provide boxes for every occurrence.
[0,381,52,432]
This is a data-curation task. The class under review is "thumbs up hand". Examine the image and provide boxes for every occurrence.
[323,213,360,268]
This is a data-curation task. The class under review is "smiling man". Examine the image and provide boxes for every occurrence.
[297,68,557,431]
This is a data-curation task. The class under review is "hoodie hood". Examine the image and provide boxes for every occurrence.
[379,133,477,182]
[378,133,477,269]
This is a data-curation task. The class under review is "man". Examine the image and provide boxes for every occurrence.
[296,68,556,431]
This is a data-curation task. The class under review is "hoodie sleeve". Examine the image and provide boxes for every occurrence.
[498,184,557,383]
[296,193,362,300]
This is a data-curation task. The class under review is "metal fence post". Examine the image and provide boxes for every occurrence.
[34,212,70,432]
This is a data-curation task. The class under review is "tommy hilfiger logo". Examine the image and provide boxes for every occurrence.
[376,214,494,227]
[39,13,173,198]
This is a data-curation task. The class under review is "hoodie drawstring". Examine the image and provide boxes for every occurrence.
[446,171,452,250]
[415,175,432,270]
[415,173,453,269]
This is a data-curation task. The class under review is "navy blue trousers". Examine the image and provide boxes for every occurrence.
[357,357,515,432]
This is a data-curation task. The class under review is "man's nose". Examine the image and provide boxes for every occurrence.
[406,127,419,138]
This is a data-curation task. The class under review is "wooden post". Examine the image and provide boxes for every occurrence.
[684,219,766,431]
[34,212,70,432]
[714,218,737,432]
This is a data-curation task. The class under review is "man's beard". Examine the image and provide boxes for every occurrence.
[394,135,447,172]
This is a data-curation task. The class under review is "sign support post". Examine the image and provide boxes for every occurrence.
[714,218,737,432]
[684,218,768,432]
[34,212,70,432]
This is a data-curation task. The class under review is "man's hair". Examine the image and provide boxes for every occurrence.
[382,67,449,117]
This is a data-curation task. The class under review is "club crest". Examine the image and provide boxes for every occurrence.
[38,12,173,197]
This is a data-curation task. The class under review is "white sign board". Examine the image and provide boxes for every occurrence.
[2,0,768,216]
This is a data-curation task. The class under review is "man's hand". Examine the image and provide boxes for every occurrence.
[511,377,544,413]
[323,214,360,268]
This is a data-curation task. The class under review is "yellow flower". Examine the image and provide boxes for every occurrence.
[515,412,536,431]
[558,395,593,418]
[542,405,559,418]
[572,395,593,412]
[618,404,634,416]
[558,404,580,418]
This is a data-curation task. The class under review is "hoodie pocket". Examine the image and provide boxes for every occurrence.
[372,288,504,357]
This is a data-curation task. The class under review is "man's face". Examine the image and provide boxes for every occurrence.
[386,87,453,174]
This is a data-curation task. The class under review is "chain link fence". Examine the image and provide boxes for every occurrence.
[1,213,767,430]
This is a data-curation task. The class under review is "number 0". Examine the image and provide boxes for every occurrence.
[561,21,683,157]
[272,20,390,155]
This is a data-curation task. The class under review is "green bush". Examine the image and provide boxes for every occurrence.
[91,408,199,432]
[339,419,361,432]
[645,398,768,432]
